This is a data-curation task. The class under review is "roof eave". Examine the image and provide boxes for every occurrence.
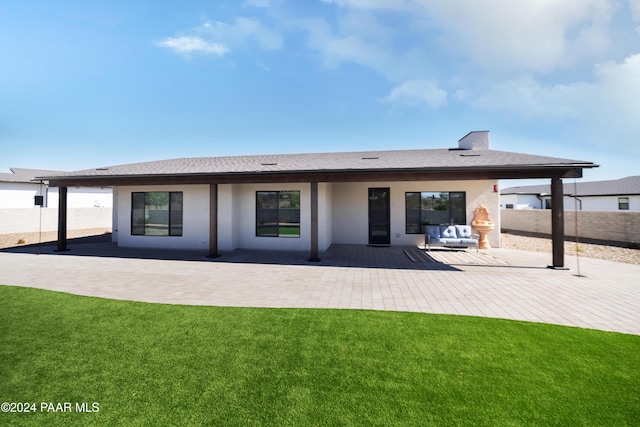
[44,163,596,187]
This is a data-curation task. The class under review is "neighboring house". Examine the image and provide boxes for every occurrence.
[0,167,112,209]
[501,176,640,212]
[40,131,598,268]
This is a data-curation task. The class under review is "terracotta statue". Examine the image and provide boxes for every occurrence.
[471,205,495,249]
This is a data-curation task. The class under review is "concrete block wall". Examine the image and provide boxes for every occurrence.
[0,208,112,234]
[501,209,640,244]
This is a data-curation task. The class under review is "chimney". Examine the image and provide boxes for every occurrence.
[458,131,490,150]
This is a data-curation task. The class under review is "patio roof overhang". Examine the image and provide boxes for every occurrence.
[45,160,596,270]
[46,165,586,187]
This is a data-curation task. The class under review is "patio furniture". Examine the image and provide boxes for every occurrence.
[424,225,479,252]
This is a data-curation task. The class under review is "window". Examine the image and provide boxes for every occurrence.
[405,192,466,234]
[131,192,183,236]
[256,191,300,237]
[619,197,630,210]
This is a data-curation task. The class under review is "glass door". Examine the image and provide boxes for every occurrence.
[368,188,390,245]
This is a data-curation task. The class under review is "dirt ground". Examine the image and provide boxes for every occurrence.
[0,228,112,249]
[501,233,640,265]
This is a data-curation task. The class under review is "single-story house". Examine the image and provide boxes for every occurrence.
[40,131,597,268]
[501,176,640,212]
[0,167,112,209]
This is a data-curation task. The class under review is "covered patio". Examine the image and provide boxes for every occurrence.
[42,132,598,268]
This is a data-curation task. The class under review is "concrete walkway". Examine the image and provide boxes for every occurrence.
[1,243,638,335]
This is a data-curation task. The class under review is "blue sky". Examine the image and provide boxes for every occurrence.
[2,0,639,185]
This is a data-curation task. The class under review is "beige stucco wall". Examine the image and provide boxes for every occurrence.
[230,183,312,252]
[331,180,500,248]
[116,185,211,251]
[114,180,500,252]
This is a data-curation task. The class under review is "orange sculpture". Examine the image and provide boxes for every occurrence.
[471,205,495,249]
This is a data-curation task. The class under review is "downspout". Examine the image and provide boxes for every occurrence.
[536,193,548,209]
[569,195,582,210]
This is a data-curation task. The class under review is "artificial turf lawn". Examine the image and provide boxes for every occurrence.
[1,285,638,426]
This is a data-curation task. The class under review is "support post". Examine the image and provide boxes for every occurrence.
[56,186,68,252]
[550,176,566,269]
[309,182,320,262]
[208,183,220,258]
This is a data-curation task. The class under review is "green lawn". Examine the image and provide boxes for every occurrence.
[1,285,638,426]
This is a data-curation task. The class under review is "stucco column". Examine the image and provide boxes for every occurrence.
[550,176,565,269]
[56,186,68,252]
[309,182,320,262]
[208,183,220,258]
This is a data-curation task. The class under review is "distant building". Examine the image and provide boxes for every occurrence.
[0,168,112,209]
[500,176,640,212]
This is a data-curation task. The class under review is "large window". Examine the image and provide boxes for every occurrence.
[132,192,183,236]
[405,192,466,234]
[256,191,300,237]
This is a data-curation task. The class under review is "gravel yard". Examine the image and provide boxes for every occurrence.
[501,233,640,265]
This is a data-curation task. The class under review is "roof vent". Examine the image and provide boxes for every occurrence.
[260,162,278,166]
[458,131,489,150]
[362,156,380,160]
[96,168,109,171]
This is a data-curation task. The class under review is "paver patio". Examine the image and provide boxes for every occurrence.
[1,242,638,335]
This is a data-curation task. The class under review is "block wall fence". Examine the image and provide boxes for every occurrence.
[0,208,112,234]
[501,209,640,245]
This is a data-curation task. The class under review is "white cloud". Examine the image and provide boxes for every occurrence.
[380,79,447,108]
[471,75,588,120]
[472,54,640,121]
[630,0,640,21]
[593,53,640,122]
[422,0,615,72]
[468,54,640,153]
[302,16,392,72]
[199,18,283,52]
[628,0,640,33]
[157,17,283,59]
[319,0,617,73]
[155,36,230,57]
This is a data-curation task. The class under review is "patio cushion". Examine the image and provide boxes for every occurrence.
[440,226,457,238]
[425,225,441,239]
[455,225,473,238]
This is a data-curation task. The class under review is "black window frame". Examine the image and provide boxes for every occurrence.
[256,190,301,238]
[618,197,630,210]
[405,191,466,234]
[131,191,183,237]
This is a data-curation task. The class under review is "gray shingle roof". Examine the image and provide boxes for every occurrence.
[501,176,640,196]
[37,148,596,180]
[0,167,65,183]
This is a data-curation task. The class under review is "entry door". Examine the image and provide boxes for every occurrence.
[368,188,390,245]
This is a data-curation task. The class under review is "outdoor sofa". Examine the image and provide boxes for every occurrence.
[424,225,479,252]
